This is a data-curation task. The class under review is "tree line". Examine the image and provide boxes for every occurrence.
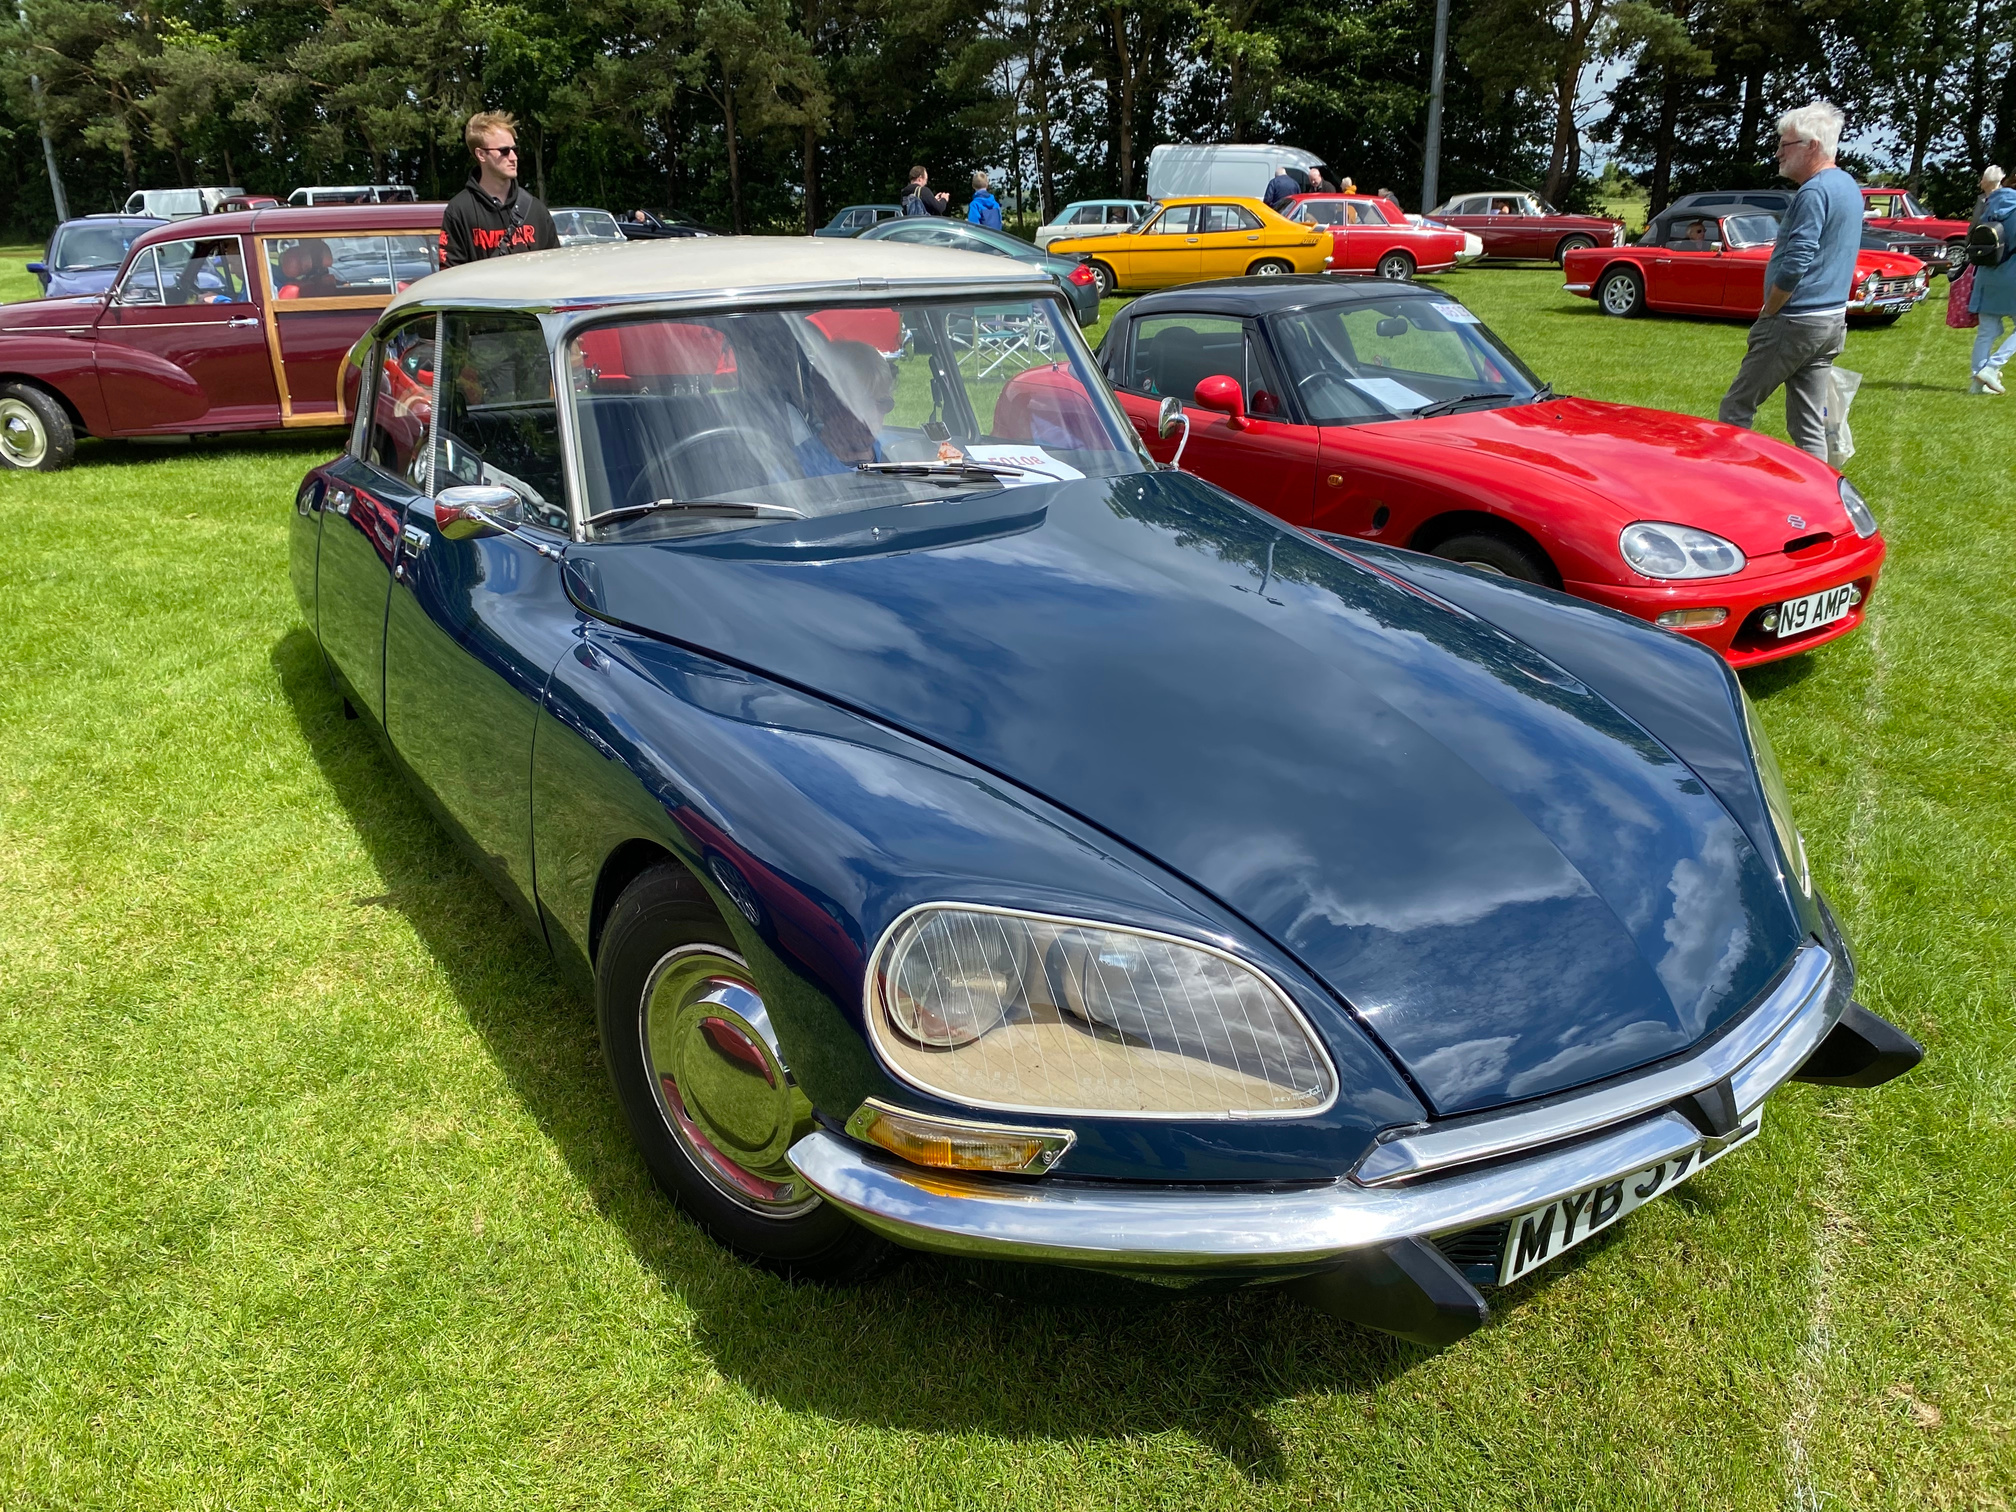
[2,0,2011,242]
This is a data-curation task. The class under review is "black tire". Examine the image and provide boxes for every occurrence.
[0,383,77,472]
[1556,234,1597,262]
[1375,250,1416,281]
[1088,261,1118,299]
[598,863,893,1282]
[1597,266,1645,318]
[1430,531,1552,584]
[1249,258,1294,276]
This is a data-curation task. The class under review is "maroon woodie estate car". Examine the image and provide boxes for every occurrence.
[0,203,443,471]
[1427,192,1624,263]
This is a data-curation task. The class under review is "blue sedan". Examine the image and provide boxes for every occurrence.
[26,215,162,298]
[291,238,1918,1346]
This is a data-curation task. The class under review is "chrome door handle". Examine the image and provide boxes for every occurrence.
[227,316,260,328]
[330,490,352,516]
[400,524,430,553]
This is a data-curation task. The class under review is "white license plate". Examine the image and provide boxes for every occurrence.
[1497,1112,1761,1285]
[1776,582,1858,639]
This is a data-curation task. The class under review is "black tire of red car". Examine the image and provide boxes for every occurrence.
[1556,234,1597,262]
[1597,266,1646,318]
[597,862,895,1283]
[0,383,76,473]
[1088,261,1118,299]
[1375,250,1416,281]
[1430,531,1553,584]
[1249,258,1293,276]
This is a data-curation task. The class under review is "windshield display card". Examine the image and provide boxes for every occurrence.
[963,445,1086,487]
[1345,377,1433,410]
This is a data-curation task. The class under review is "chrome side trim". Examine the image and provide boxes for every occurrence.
[1352,942,1835,1186]
[790,1109,1711,1272]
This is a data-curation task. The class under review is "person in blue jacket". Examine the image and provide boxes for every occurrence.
[1968,165,2016,394]
[1717,101,1863,461]
[967,173,1003,231]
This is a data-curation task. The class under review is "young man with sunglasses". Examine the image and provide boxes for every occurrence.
[439,111,559,269]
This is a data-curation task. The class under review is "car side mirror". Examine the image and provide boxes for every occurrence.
[435,484,519,540]
[1192,374,1249,429]
[26,262,47,276]
[1156,394,1185,438]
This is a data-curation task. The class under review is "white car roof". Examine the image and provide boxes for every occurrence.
[387,236,1049,317]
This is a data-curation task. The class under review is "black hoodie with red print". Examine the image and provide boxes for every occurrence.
[438,174,560,269]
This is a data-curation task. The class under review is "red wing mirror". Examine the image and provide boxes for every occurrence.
[1192,374,1249,429]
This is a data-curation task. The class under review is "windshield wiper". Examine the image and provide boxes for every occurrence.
[1411,391,1516,418]
[1532,383,1556,402]
[855,460,1031,485]
[584,499,804,527]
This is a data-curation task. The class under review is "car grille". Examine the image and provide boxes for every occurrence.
[1435,1222,1510,1285]
[1868,276,1919,301]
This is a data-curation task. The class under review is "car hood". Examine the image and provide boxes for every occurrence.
[0,293,106,330]
[567,473,1800,1116]
[1333,397,1851,556]
[1857,249,1924,277]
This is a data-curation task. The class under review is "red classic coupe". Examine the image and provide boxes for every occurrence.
[1860,186,1972,256]
[0,203,442,471]
[1562,212,1930,322]
[1280,194,1469,280]
[1426,191,1625,262]
[1042,277,1884,667]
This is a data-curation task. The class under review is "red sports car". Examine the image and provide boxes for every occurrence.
[1280,194,1469,280]
[1021,277,1884,667]
[1426,191,1624,262]
[1860,186,1972,257]
[1563,211,1930,322]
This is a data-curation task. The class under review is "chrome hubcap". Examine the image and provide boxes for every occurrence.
[641,945,820,1218]
[1602,279,1635,314]
[0,399,46,468]
[1379,258,1408,279]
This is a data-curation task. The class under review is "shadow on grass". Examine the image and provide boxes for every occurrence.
[270,625,1424,1479]
[1740,654,1820,701]
[72,431,334,472]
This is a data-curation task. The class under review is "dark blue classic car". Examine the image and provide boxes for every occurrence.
[291,239,1919,1346]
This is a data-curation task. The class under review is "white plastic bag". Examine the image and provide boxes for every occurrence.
[1824,365,1861,468]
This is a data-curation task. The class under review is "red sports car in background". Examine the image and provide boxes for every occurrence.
[1281,194,1469,280]
[1860,186,1972,256]
[1563,212,1929,322]
[1021,276,1884,667]
[1425,191,1625,262]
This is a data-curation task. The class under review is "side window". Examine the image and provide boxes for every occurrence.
[1126,312,1246,401]
[1071,206,1102,225]
[153,237,251,305]
[1200,204,1260,233]
[1145,206,1197,235]
[436,311,568,530]
[362,313,439,490]
[1245,330,1285,417]
[114,248,163,305]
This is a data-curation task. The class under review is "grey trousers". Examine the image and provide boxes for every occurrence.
[1717,311,1847,461]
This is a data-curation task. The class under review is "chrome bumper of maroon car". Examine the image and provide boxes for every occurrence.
[789,942,1853,1277]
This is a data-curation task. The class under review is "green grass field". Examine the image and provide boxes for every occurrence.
[1,260,2011,1511]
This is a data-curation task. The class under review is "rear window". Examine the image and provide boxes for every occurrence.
[265,235,437,299]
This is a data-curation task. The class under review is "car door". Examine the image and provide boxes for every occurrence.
[1113,311,1318,520]
[1129,204,1202,286]
[1862,192,1899,232]
[95,234,280,433]
[317,311,438,724]
[382,309,576,924]
[1650,222,1727,310]
[257,231,438,424]
[1192,202,1265,276]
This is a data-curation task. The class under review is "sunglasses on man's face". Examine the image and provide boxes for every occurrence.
[485,144,519,156]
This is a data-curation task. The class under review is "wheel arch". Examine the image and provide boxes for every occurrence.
[1407,509,1564,589]
[0,373,86,433]
[590,837,705,966]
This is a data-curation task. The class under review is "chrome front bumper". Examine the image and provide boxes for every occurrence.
[789,942,1852,1277]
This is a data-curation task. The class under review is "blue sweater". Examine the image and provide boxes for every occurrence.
[1765,167,1863,315]
[1968,187,2016,317]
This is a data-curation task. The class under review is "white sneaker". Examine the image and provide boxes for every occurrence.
[1973,379,1989,393]
[1977,367,2007,394]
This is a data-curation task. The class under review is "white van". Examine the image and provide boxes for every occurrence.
[1144,145,1327,202]
[121,187,245,220]
[287,185,419,207]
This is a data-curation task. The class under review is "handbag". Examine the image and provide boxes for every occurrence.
[1948,265,1979,329]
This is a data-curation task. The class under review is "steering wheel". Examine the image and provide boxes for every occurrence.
[623,423,794,509]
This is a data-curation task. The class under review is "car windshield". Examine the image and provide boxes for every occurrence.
[1723,214,1779,249]
[53,222,152,272]
[1267,296,1543,424]
[568,294,1147,537]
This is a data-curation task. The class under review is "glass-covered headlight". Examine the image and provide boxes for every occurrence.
[1741,691,1810,895]
[1839,477,1879,538]
[1619,522,1747,579]
[866,905,1336,1118]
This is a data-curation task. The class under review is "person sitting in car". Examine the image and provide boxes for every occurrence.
[1673,219,1715,250]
